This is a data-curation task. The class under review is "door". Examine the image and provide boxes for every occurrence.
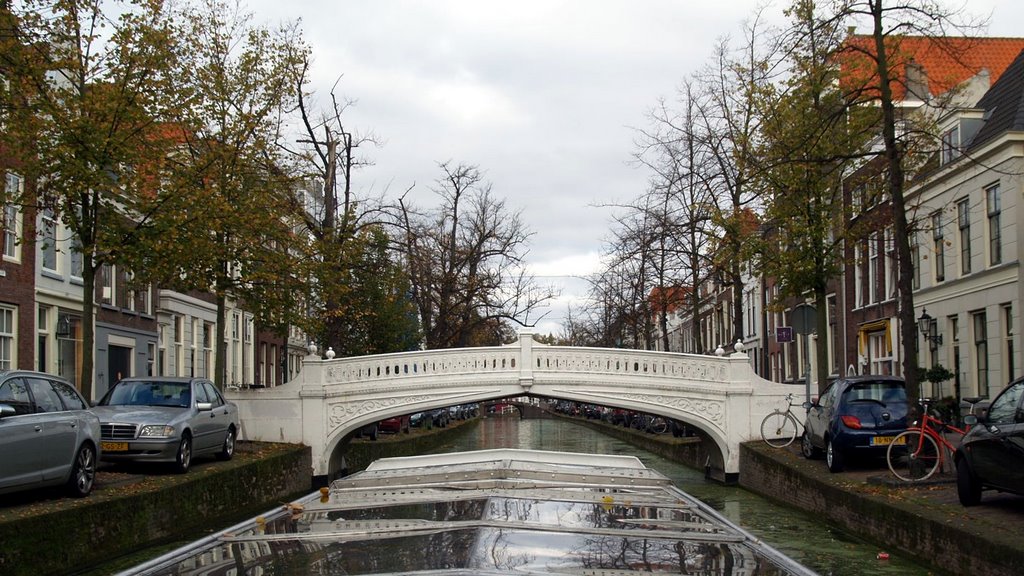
[971,381,1024,492]
[805,382,837,449]
[25,377,79,481]
[0,377,44,490]
[108,344,132,387]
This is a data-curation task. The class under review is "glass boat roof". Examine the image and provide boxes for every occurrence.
[119,449,818,576]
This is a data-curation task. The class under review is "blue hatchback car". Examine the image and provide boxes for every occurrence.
[802,376,908,472]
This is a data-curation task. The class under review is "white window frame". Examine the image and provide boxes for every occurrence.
[40,208,58,273]
[3,173,23,262]
[986,183,1001,266]
[941,124,961,165]
[101,264,114,305]
[868,234,879,304]
[0,305,15,371]
[958,198,971,275]
[932,212,945,282]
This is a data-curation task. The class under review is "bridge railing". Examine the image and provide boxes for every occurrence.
[322,346,521,386]
[533,346,729,385]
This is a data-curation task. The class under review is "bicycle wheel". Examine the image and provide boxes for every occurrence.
[761,411,798,448]
[887,430,941,482]
[649,417,669,435]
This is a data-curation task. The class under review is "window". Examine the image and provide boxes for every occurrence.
[125,270,136,312]
[70,237,83,280]
[147,342,156,376]
[0,305,14,371]
[932,212,945,282]
[973,311,988,398]
[911,240,920,290]
[37,306,48,373]
[986,184,1001,266]
[868,234,879,303]
[941,124,961,165]
[1004,305,1014,382]
[41,209,57,272]
[958,199,971,275]
[3,173,22,261]
[869,331,893,375]
[884,228,896,299]
[202,323,213,380]
[986,382,1023,425]
[101,264,114,305]
[173,315,184,376]
[854,244,864,307]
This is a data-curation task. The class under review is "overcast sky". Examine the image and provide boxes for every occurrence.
[250,1,1024,336]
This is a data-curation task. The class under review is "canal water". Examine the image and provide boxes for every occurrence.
[85,415,937,575]
[429,415,935,576]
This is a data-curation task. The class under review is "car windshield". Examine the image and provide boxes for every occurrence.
[843,381,905,404]
[102,381,191,408]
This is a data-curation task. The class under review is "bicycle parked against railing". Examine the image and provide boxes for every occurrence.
[630,413,671,434]
[885,397,983,482]
[760,393,810,448]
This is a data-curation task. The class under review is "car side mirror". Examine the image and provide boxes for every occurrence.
[801,401,813,411]
[964,414,980,426]
[810,397,819,406]
[197,402,213,412]
[0,403,15,418]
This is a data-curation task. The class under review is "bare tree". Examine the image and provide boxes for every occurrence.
[393,162,555,348]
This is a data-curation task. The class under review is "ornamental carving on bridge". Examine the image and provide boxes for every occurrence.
[328,395,434,429]
[619,393,725,426]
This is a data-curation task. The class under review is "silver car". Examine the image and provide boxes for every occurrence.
[0,370,101,497]
[91,377,239,473]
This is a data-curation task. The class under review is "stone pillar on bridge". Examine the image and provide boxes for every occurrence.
[518,330,534,391]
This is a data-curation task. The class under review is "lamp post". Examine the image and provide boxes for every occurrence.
[918,309,942,349]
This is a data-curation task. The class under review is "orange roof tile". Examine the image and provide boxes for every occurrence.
[840,35,1024,101]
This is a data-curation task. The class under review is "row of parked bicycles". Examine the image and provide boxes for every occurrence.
[758,375,1024,506]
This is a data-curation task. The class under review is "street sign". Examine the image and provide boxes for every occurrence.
[776,326,793,343]
[792,304,817,334]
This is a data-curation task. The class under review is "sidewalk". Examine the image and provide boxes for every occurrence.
[741,442,1024,576]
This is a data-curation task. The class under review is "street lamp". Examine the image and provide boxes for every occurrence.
[918,308,942,347]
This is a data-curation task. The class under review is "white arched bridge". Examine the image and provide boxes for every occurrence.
[226,331,794,479]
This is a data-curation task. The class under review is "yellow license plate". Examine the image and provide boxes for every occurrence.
[871,436,905,446]
[102,441,128,451]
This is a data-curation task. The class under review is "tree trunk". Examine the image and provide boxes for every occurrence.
[80,258,96,400]
[870,3,920,411]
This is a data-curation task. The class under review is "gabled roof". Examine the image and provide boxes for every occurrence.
[648,285,690,314]
[841,35,1024,101]
[968,48,1024,150]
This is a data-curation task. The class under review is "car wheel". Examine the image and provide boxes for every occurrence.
[826,438,845,473]
[67,443,96,498]
[956,458,982,506]
[801,431,822,460]
[217,427,236,461]
[174,434,193,474]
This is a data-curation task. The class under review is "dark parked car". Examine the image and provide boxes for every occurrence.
[802,376,908,472]
[91,377,239,473]
[955,379,1024,506]
[0,370,100,497]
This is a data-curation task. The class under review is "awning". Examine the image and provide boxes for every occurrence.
[858,318,892,355]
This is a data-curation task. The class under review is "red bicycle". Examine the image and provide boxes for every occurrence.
[885,398,981,482]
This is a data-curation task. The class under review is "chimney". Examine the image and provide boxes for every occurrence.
[905,59,930,101]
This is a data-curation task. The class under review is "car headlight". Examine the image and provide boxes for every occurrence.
[139,425,176,438]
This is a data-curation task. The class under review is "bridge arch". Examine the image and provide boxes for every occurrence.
[228,332,794,479]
